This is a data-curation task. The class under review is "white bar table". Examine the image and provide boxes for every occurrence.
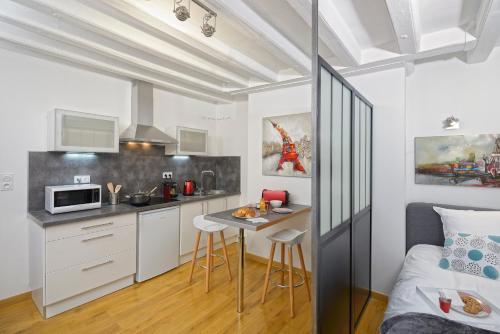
[205,204,311,313]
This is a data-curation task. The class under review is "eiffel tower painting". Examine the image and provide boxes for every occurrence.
[262,113,312,178]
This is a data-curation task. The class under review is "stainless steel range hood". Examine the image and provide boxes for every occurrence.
[120,81,177,145]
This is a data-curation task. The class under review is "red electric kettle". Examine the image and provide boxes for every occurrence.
[183,180,196,196]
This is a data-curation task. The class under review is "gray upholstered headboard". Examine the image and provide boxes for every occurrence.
[406,202,495,253]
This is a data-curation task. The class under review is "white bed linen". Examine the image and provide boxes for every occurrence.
[385,244,500,332]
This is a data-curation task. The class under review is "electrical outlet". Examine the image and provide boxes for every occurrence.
[162,171,173,179]
[74,175,91,184]
[0,174,14,191]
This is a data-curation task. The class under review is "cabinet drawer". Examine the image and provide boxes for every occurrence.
[46,224,136,273]
[46,213,136,242]
[45,249,136,305]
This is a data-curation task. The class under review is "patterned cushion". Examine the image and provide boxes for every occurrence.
[439,232,500,280]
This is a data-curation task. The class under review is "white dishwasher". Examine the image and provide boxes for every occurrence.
[136,206,180,282]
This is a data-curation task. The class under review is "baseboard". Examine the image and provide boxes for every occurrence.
[371,290,389,303]
[245,252,312,278]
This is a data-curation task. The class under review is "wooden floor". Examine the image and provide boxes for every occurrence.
[355,295,388,334]
[0,243,311,334]
[0,242,388,334]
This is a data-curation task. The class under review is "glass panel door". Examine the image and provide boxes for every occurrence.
[315,57,373,334]
[331,77,343,229]
[342,87,352,223]
[320,68,332,236]
[62,114,115,149]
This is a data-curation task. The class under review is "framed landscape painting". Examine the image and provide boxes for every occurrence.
[262,113,312,178]
[415,134,500,187]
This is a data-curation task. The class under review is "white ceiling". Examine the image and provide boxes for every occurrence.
[417,0,482,34]
[334,0,396,49]
[0,0,499,103]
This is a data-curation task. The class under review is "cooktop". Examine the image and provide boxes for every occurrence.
[129,197,179,207]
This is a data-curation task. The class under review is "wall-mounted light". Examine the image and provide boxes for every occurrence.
[64,152,96,159]
[172,0,217,37]
[443,116,460,130]
[173,155,190,160]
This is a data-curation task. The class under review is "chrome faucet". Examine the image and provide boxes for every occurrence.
[200,170,215,195]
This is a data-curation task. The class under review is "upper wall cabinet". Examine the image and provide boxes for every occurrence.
[48,109,119,153]
[166,126,208,156]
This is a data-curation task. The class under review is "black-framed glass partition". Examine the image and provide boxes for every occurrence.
[314,56,373,333]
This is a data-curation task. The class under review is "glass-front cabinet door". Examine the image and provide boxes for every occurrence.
[48,109,119,153]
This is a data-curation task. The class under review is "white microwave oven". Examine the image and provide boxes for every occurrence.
[45,184,101,214]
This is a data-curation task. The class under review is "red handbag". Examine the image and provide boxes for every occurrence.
[261,189,289,205]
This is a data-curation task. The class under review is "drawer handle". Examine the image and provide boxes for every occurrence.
[81,259,114,271]
[81,222,114,230]
[81,233,114,242]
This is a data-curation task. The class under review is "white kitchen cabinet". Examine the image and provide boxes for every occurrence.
[204,197,226,214]
[48,109,119,153]
[205,197,229,244]
[29,213,136,318]
[179,195,241,263]
[226,195,241,210]
[179,201,204,257]
[166,126,208,156]
[224,195,241,238]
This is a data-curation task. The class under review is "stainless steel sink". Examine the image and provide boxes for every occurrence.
[192,189,226,196]
[207,189,226,195]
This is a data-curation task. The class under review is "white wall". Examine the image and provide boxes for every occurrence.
[0,48,218,300]
[0,49,131,300]
[244,85,312,270]
[406,48,500,209]
[215,100,249,202]
[348,68,407,294]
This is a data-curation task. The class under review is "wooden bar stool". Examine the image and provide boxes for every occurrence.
[261,229,310,318]
[187,215,232,293]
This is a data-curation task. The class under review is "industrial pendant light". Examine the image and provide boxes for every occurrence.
[172,0,217,37]
[201,13,216,37]
[173,0,190,21]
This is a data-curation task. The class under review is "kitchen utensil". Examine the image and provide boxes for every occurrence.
[183,180,196,196]
[109,192,119,205]
[126,192,151,206]
[114,184,122,193]
[272,208,294,214]
[270,200,282,208]
[107,182,115,193]
[126,184,161,206]
[146,185,159,196]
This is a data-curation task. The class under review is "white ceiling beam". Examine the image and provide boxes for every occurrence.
[467,0,500,64]
[79,0,278,83]
[385,0,420,54]
[0,22,232,103]
[13,0,249,88]
[0,2,226,94]
[317,0,362,66]
[207,0,311,75]
[341,28,477,76]
[229,76,311,96]
[285,0,361,67]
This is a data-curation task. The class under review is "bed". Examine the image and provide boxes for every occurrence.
[381,203,500,334]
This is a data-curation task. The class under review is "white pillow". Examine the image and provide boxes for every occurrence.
[433,206,500,236]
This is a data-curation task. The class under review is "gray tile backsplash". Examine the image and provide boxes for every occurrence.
[28,144,240,210]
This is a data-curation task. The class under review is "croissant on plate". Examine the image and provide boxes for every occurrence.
[234,207,256,218]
